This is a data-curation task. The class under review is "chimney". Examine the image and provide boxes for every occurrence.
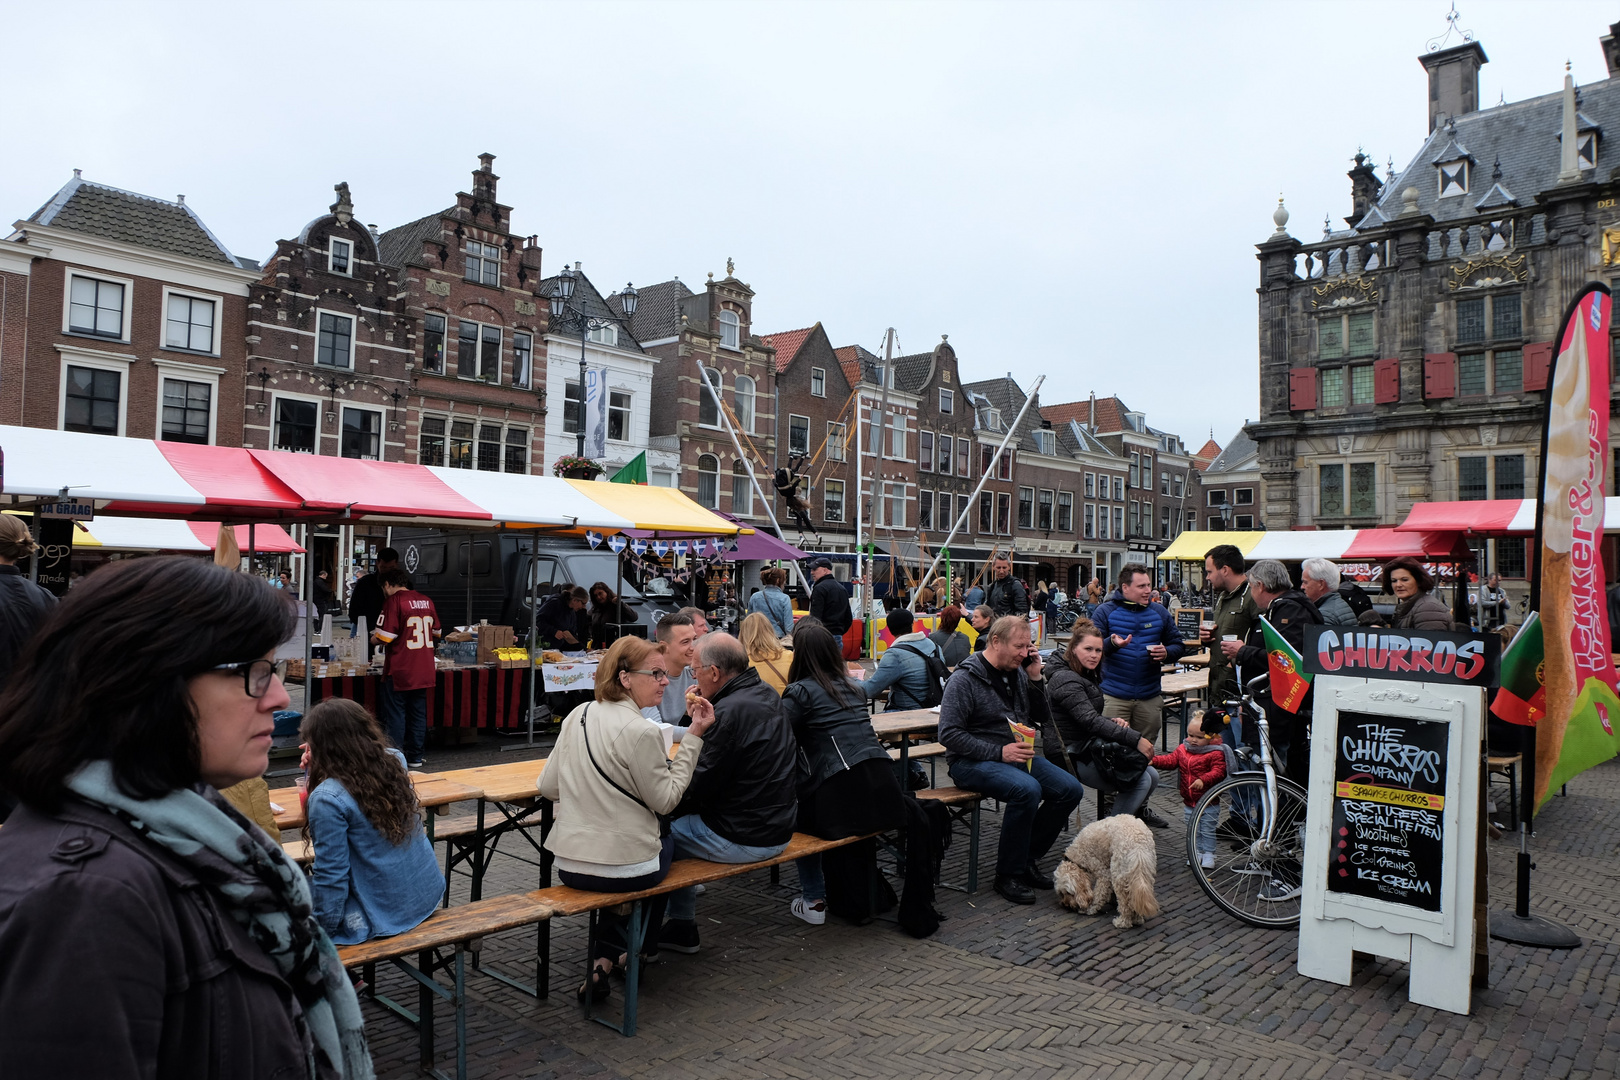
[473,153,498,199]
[1419,41,1488,133]
[1603,22,1620,76]
[1346,151,1383,226]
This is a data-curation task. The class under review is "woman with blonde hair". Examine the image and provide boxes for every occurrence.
[739,611,794,693]
[538,635,714,1002]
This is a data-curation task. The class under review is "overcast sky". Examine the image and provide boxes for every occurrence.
[3,0,1614,449]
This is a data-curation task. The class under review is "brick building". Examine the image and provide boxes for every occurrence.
[762,323,857,547]
[613,266,777,527]
[377,154,547,476]
[902,339,978,574]
[246,182,413,461]
[3,173,257,444]
[1249,27,1620,596]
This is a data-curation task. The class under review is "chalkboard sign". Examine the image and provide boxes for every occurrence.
[35,518,74,598]
[1174,607,1208,643]
[1327,709,1448,911]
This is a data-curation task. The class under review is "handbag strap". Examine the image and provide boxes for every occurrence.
[579,705,652,814]
[763,657,787,683]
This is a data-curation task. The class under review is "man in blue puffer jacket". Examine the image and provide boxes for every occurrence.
[1091,563,1181,828]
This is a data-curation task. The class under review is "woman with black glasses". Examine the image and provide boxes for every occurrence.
[537,634,713,1003]
[0,556,374,1080]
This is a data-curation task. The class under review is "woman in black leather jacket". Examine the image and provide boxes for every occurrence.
[1044,623,1159,817]
[781,623,904,925]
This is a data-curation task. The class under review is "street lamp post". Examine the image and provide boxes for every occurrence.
[548,267,637,459]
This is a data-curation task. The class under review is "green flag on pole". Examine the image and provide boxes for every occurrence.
[611,452,648,485]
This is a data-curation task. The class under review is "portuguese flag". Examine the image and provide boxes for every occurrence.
[1261,615,1311,713]
[611,452,649,485]
[1492,611,1546,726]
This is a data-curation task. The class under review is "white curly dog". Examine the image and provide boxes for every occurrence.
[1053,815,1160,928]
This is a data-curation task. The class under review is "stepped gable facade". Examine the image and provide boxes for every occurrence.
[376,154,548,474]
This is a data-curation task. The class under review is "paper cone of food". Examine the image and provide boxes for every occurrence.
[1008,720,1037,771]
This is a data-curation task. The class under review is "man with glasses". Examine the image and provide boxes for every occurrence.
[658,633,797,954]
[373,568,441,768]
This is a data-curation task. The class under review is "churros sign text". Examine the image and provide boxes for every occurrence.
[1303,626,1497,687]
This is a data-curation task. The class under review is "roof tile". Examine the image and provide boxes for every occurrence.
[759,325,815,373]
[29,177,239,265]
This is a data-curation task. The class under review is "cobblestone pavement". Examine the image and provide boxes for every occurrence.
[351,735,1620,1080]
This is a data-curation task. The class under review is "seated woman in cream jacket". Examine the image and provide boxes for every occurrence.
[538,635,714,1003]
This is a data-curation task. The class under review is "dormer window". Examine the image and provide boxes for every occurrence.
[329,238,352,275]
[1033,429,1056,455]
[986,408,1002,430]
[1438,159,1469,198]
[1579,131,1598,171]
[718,309,740,350]
[587,323,618,347]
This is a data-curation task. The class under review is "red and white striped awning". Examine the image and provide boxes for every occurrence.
[0,425,738,535]
[1397,498,1620,536]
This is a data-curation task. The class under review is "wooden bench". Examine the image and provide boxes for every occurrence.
[336,830,874,1060]
[335,893,557,1080]
[282,813,500,910]
[915,787,983,893]
[887,741,947,785]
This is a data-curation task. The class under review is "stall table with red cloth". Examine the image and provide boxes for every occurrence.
[305,667,530,731]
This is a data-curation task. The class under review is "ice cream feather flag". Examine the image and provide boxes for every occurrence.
[1491,611,1547,726]
[1531,283,1620,810]
[611,452,648,485]
[1261,615,1311,713]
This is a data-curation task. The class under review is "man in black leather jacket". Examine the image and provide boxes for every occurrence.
[1226,559,1321,788]
[985,555,1030,618]
[807,558,852,637]
[659,633,798,953]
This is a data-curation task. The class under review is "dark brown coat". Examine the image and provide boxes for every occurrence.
[0,798,306,1079]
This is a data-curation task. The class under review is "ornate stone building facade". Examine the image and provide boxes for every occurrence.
[1250,30,1620,584]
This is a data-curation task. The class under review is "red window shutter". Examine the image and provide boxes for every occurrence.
[1424,352,1457,399]
[1523,341,1555,391]
[1288,367,1317,411]
[1374,358,1401,404]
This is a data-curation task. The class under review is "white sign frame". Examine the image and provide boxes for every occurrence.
[1297,673,1483,1014]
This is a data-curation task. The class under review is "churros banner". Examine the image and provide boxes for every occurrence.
[1534,284,1620,810]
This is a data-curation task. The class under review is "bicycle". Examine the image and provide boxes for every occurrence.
[1186,672,1309,928]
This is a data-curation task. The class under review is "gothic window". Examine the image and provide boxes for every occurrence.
[1438,159,1468,198]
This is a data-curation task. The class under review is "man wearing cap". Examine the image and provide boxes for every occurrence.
[806,558,852,638]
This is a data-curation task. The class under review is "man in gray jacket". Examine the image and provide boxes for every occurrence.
[939,616,1084,905]
[1301,558,1356,627]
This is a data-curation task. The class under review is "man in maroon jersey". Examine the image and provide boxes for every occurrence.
[372,568,441,768]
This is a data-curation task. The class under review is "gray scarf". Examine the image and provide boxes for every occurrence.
[66,761,373,1080]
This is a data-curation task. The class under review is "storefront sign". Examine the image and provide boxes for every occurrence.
[35,518,74,597]
[39,500,94,520]
[1303,625,1498,687]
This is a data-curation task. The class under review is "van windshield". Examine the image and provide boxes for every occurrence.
[549,552,644,601]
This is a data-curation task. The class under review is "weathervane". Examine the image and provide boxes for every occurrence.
[1426,2,1474,53]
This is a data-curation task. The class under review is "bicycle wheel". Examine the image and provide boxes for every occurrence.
[1186,773,1309,928]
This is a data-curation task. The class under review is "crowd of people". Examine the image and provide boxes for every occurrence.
[0,535,1524,1070]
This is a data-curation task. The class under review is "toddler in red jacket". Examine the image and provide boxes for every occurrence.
[1150,713,1226,869]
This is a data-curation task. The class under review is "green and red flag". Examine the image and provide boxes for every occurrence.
[610,452,648,485]
[1492,611,1547,726]
[1261,615,1311,713]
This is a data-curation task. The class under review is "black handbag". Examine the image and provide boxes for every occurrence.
[1077,736,1150,789]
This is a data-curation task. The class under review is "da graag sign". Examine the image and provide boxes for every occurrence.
[1327,710,1449,912]
[1303,625,1498,688]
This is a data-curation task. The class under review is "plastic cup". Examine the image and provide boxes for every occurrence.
[296,775,309,811]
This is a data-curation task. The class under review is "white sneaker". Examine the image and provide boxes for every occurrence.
[791,897,826,925]
[1200,852,1215,870]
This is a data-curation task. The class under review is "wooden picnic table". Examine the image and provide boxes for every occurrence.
[871,708,941,775]
[269,774,484,831]
[1159,669,1210,749]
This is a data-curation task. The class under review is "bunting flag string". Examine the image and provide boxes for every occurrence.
[608,534,627,554]
[585,530,603,549]
[630,537,648,556]
[673,540,689,557]
[653,540,670,558]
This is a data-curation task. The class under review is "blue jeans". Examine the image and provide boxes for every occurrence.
[949,755,1084,877]
[665,814,788,921]
[1184,803,1218,856]
[379,677,427,760]
[796,854,825,901]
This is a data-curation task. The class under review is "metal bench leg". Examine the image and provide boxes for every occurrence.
[418,949,434,1070]
[967,803,980,893]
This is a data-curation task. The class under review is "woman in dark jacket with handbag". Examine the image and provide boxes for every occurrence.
[1043,623,1159,818]
[780,622,905,925]
[0,556,374,1080]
